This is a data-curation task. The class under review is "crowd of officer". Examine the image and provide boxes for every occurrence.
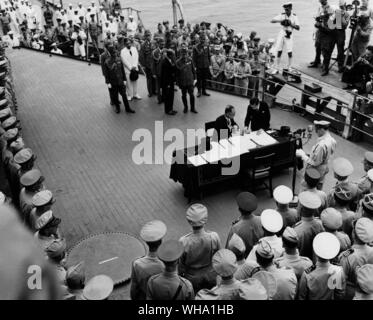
[129,146,373,300]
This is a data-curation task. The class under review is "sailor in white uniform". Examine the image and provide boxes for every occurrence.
[271,2,300,70]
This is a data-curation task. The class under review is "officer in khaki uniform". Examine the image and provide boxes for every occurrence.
[332,185,357,238]
[19,169,45,225]
[196,249,268,300]
[63,262,86,300]
[82,275,114,300]
[320,208,351,253]
[326,158,356,208]
[294,191,324,260]
[225,192,263,258]
[247,209,284,261]
[130,220,166,300]
[251,239,297,300]
[179,204,221,293]
[275,227,313,282]
[338,218,373,300]
[146,240,194,300]
[298,232,345,300]
[354,264,373,300]
[45,238,67,285]
[300,168,327,215]
[29,190,55,231]
[273,185,298,229]
[297,120,337,190]
[356,152,373,199]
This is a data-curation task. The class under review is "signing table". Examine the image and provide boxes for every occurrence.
[170,130,298,201]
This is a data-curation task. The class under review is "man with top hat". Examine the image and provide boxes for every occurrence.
[146,240,194,300]
[63,261,85,300]
[29,190,55,231]
[332,184,357,238]
[251,239,297,300]
[320,208,351,253]
[226,192,263,258]
[196,249,268,300]
[176,45,197,114]
[354,264,373,300]
[139,30,156,98]
[82,274,113,300]
[275,227,313,282]
[103,43,135,114]
[273,185,298,229]
[338,218,373,299]
[296,120,337,190]
[270,2,300,70]
[326,157,356,207]
[160,48,177,115]
[19,169,45,225]
[193,33,211,97]
[130,220,166,300]
[178,204,221,293]
[294,191,324,260]
[356,152,373,199]
[46,238,67,284]
[247,209,284,262]
[298,232,346,299]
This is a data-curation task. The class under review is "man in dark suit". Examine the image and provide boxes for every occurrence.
[160,49,177,115]
[102,44,135,114]
[100,42,115,106]
[244,97,271,132]
[215,105,238,140]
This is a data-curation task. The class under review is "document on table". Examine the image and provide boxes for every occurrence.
[248,131,278,146]
[187,154,208,166]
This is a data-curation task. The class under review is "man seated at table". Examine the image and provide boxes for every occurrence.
[244,97,271,132]
[215,105,239,140]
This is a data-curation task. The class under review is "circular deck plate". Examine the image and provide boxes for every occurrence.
[66,232,147,285]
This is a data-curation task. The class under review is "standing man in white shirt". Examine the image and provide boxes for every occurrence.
[270,2,300,70]
[127,14,138,37]
[120,37,141,101]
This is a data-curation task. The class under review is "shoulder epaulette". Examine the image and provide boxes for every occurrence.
[305,265,316,274]
[341,248,354,258]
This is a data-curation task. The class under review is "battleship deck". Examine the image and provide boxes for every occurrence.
[7,48,369,298]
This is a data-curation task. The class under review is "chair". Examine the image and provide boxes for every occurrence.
[205,121,216,133]
[204,120,218,141]
[246,153,275,197]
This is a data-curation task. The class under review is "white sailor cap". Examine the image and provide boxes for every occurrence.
[35,210,53,230]
[314,120,331,127]
[227,233,246,253]
[140,220,167,242]
[83,275,114,300]
[212,249,237,277]
[313,232,340,260]
[273,185,293,204]
[186,203,208,227]
[51,42,57,46]
[7,31,13,35]
[283,2,293,7]
[332,157,353,177]
[129,14,134,19]
[32,190,53,207]
[261,209,283,233]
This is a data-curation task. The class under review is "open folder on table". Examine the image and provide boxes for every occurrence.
[187,154,208,167]
[248,131,278,146]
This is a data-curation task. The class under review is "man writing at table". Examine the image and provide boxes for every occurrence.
[215,105,239,141]
[244,97,271,132]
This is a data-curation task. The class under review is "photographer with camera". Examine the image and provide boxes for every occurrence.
[271,2,300,70]
[351,13,373,61]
